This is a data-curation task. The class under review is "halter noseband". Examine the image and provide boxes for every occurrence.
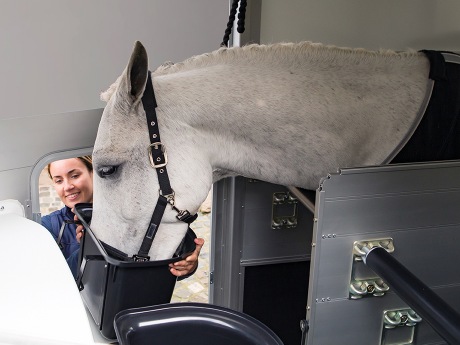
[133,71,197,262]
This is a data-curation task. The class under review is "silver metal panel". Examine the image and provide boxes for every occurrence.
[211,177,313,309]
[241,180,313,265]
[307,288,459,345]
[210,176,246,310]
[306,160,460,345]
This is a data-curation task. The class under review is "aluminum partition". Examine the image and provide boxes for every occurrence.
[305,160,460,345]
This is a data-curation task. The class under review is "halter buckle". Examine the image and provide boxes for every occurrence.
[159,189,175,206]
[148,142,168,168]
[176,210,198,224]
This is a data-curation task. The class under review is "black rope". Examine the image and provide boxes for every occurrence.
[220,0,246,47]
[237,0,247,33]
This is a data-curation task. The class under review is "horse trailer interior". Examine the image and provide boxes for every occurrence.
[211,162,460,345]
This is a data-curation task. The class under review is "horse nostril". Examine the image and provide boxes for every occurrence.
[97,166,118,178]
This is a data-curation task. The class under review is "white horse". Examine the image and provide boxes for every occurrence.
[91,41,432,260]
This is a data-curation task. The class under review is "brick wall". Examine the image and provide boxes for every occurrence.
[39,167,64,216]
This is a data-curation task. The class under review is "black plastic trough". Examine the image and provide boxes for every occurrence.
[74,203,196,340]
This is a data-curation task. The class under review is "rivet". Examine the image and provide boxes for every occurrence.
[152,134,157,139]
[159,169,164,173]
[156,157,161,162]
[150,121,156,126]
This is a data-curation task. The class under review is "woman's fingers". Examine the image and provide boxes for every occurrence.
[169,237,205,277]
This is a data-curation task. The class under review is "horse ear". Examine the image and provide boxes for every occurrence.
[126,41,149,102]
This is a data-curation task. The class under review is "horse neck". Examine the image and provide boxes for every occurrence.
[154,66,310,187]
[153,51,429,190]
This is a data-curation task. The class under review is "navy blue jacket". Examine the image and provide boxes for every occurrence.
[41,206,80,278]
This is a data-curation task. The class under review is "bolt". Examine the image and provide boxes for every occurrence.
[367,284,375,293]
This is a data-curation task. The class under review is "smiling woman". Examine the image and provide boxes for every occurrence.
[40,156,94,278]
[47,157,94,209]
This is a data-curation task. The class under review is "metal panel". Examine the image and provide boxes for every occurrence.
[306,288,460,345]
[210,176,247,310]
[241,180,314,265]
[210,176,313,345]
[211,178,314,307]
[305,160,460,345]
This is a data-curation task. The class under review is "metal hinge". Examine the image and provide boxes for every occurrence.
[271,191,298,230]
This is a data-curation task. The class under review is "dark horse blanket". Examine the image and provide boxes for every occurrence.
[392,50,460,163]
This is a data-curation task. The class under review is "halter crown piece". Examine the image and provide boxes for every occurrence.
[134,71,198,262]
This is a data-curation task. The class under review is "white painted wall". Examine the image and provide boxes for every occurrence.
[0,0,228,120]
[259,0,460,51]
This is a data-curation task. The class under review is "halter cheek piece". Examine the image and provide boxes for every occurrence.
[131,71,198,262]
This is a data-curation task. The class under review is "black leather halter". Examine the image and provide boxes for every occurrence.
[133,71,197,261]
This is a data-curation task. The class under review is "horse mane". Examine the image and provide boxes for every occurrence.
[101,41,420,102]
[153,41,419,75]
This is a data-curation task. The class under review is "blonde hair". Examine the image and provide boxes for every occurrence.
[47,156,93,180]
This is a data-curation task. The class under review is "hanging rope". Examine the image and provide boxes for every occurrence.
[220,0,247,47]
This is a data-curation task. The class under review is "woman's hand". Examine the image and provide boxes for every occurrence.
[169,238,205,277]
[74,214,84,243]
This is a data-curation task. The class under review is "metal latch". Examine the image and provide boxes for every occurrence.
[271,191,298,230]
[349,238,394,299]
[353,238,394,261]
[381,308,422,345]
[349,278,389,299]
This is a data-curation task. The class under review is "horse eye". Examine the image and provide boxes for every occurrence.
[97,165,118,178]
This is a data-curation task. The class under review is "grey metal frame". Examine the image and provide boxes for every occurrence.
[210,177,247,310]
[305,160,460,345]
[210,176,314,308]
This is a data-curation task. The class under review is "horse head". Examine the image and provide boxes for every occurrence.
[90,41,213,260]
